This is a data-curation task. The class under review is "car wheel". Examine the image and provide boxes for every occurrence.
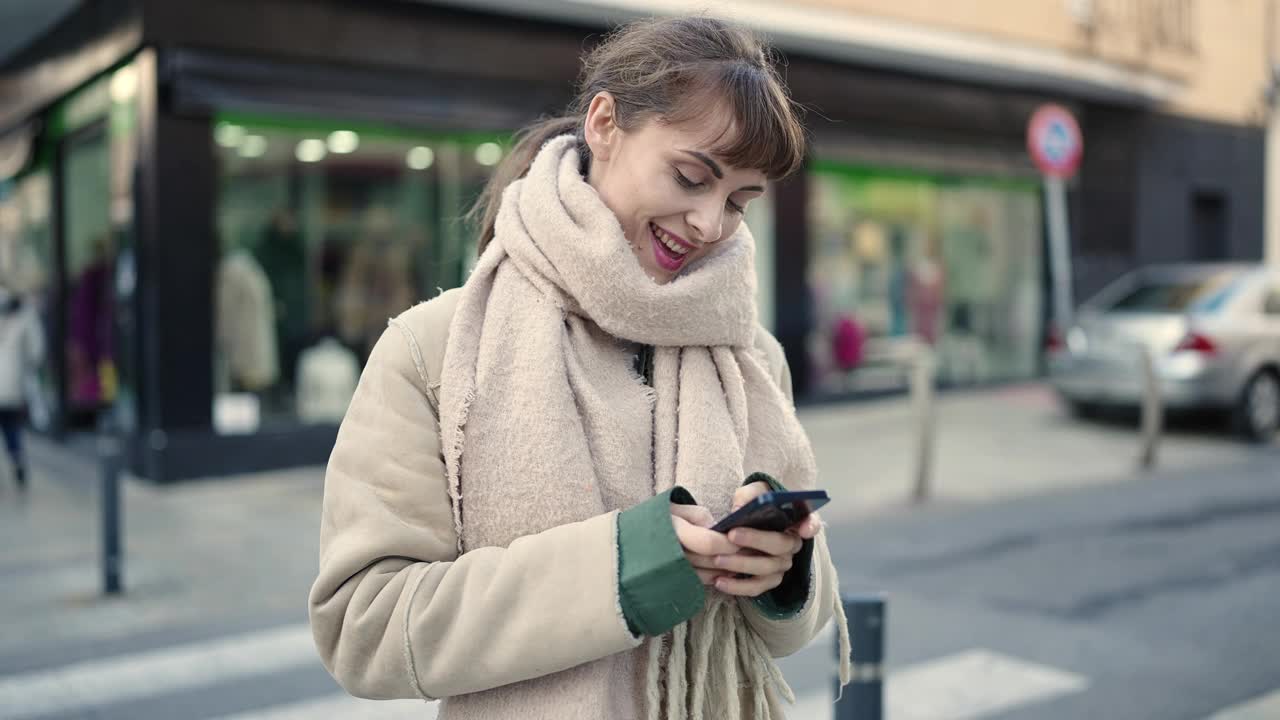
[1236,369,1280,443]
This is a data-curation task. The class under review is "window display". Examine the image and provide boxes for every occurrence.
[213,115,505,429]
[62,126,116,418]
[807,163,1043,395]
[0,171,54,429]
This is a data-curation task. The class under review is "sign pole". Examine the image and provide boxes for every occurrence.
[1044,175,1074,333]
[1027,103,1082,334]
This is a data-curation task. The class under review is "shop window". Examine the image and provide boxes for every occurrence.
[212,117,504,431]
[0,172,55,429]
[62,125,118,423]
[806,164,1043,395]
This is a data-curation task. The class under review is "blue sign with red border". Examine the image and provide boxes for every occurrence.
[1027,104,1083,178]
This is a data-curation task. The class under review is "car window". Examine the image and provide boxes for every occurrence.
[1105,272,1238,313]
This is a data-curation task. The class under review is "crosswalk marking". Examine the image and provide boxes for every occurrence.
[1206,688,1280,720]
[787,649,1088,720]
[0,624,316,720]
[0,619,1089,720]
[211,693,437,720]
[885,649,1088,720]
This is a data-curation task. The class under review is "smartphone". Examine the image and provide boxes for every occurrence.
[711,490,830,534]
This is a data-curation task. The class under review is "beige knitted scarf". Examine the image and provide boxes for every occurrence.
[438,135,849,719]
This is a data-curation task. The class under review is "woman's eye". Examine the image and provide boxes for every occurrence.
[727,199,745,215]
[674,171,699,189]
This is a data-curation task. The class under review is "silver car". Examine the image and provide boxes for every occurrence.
[1049,263,1280,441]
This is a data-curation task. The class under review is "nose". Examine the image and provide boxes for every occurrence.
[685,198,726,245]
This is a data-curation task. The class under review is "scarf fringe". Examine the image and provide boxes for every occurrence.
[667,622,689,719]
[644,597,797,720]
[644,633,664,720]
[833,578,853,698]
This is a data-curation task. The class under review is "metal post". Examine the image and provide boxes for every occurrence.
[835,593,885,720]
[99,418,123,595]
[1138,345,1163,470]
[1045,176,1076,333]
[911,344,936,503]
[1265,54,1280,268]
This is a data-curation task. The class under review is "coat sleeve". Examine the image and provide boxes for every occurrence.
[737,327,841,658]
[308,322,641,701]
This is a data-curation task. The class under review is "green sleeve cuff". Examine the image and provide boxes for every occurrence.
[617,486,706,636]
[743,472,814,619]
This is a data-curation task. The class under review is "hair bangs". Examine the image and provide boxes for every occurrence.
[668,61,806,180]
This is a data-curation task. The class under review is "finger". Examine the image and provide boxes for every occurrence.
[694,568,727,586]
[715,573,783,597]
[677,524,741,556]
[731,481,772,512]
[670,503,715,528]
[793,513,822,540]
[727,527,804,557]
[685,552,720,570]
[714,551,792,577]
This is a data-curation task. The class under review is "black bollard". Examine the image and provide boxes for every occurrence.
[99,419,123,595]
[835,593,885,720]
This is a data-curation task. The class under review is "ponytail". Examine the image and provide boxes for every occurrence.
[469,116,583,256]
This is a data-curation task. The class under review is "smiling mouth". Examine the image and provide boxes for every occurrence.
[649,222,694,272]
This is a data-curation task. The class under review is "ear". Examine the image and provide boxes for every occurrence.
[583,91,620,162]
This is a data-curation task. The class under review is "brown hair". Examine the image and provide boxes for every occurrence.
[470,15,807,255]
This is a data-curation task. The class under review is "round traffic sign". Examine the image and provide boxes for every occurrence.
[1027,104,1083,178]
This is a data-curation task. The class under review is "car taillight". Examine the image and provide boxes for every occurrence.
[1045,324,1064,353]
[1174,331,1218,354]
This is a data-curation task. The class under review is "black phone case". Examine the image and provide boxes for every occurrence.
[711,491,829,533]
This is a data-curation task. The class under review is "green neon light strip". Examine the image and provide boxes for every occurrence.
[810,158,1040,193]
[214,110,512,146]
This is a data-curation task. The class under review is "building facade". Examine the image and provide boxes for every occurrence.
[0,0,1272,480]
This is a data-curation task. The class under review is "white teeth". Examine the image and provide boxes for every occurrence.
[652,224,689,255]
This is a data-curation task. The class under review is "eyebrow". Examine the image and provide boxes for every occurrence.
[679,150,765,193]
[681,150,724,179]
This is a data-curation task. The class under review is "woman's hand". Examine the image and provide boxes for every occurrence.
[710,481,823,597]
[670,503,741,586]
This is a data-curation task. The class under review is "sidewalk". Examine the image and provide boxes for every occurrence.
[0,440,322,662]
[805,382,1263,521]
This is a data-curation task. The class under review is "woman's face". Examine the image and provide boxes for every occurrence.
[583,93,767,285]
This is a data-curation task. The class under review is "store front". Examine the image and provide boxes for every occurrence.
[1,0,1058,479]
[0,56,142,440]
[14,0,1244,480]
[0,0,595,480]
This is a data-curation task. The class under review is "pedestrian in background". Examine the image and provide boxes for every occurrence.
[310,15,850,719]
[0,284,44,490]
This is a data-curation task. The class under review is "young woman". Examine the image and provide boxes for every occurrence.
[309,15,850,720]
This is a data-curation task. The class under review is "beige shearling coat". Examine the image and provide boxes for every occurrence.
[308,287,841,718]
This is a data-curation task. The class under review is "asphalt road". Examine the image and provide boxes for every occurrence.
[779,446,1280,719]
